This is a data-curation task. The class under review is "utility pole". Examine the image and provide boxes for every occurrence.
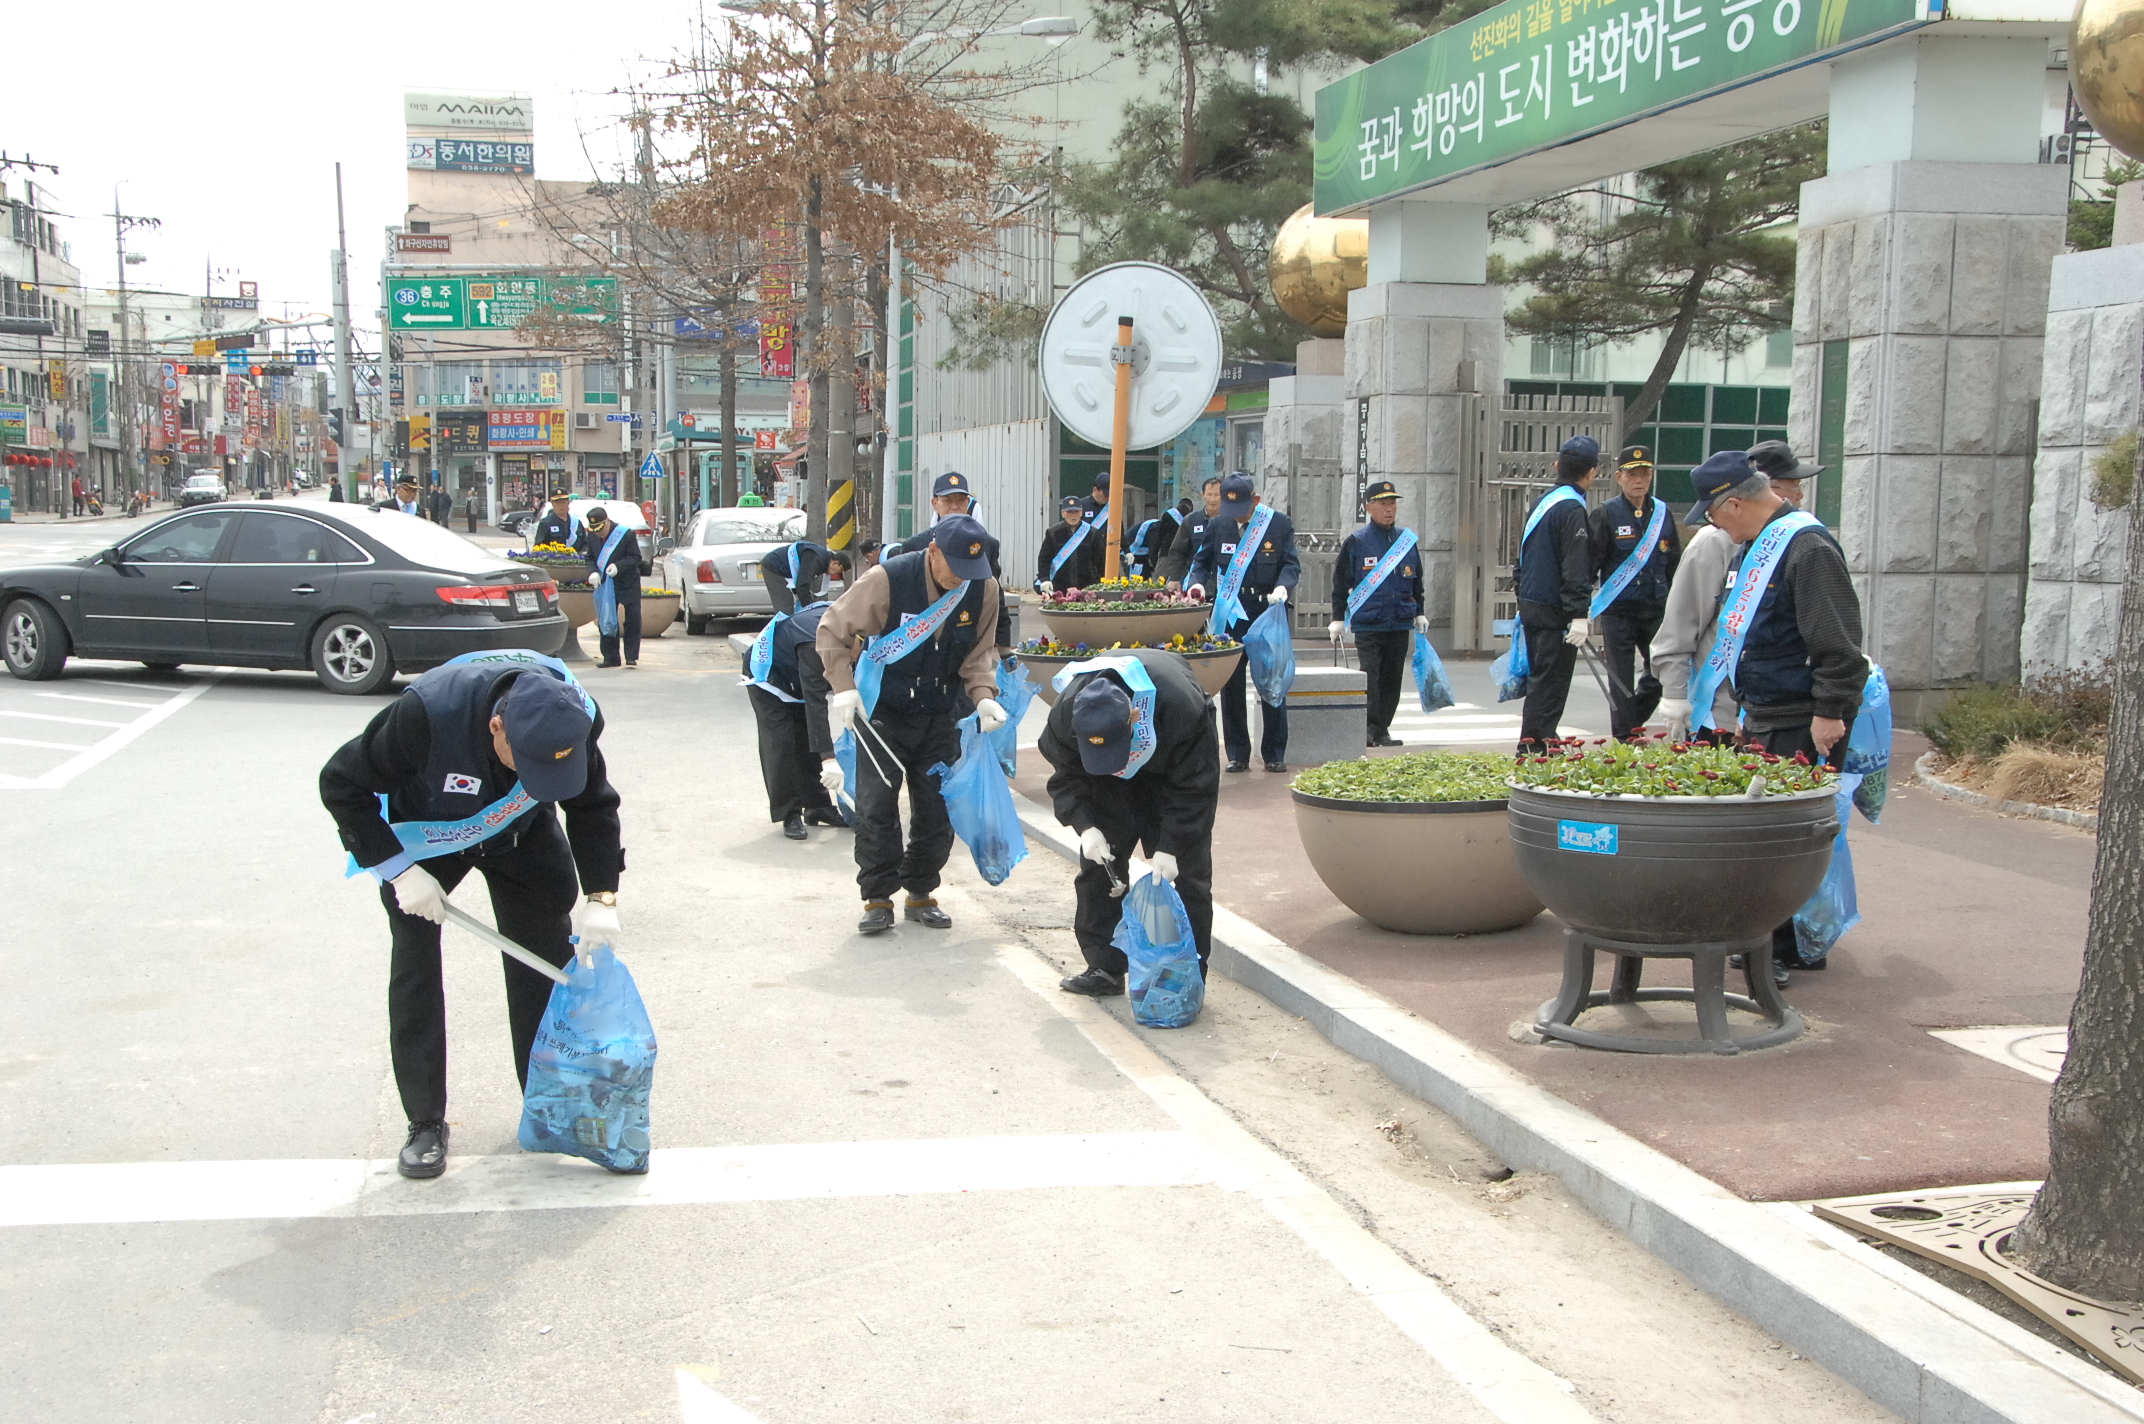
[331,163,356,500]
[110,195,160,502]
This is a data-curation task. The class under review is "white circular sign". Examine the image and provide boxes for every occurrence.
[1037,262,1224,452]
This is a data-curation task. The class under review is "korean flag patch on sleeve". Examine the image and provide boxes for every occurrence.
[443,773,482,795]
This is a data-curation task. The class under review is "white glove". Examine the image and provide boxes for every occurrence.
[1150,851,1178,884]
[571,897,621,968]
[1564,618,1591,647]
[605,563,618,577]
[1327,620,1344,643]
[1268,586,1289,606]
[588,570,603,587]
[828,688,863,733]
[1036,580,1054,595]
[1186,584,1205,601]
[1413,615,1430,634]
[820,758,845,795]
[975,697,1008,733]
[389,864,447,924]
[1078,827,1113,864]
[1657,697,1693,742]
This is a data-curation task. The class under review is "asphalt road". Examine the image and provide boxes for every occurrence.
[0,535,1888,1423]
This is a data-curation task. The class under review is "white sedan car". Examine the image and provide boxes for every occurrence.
[666,507,827,634]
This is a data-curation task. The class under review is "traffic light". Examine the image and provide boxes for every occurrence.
[328,411,345,445]
[392,419,410,458]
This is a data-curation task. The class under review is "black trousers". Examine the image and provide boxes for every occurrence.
[852,712,962,902]
[1598,604,1664,740]
[1517,621,1577,750]
[766,580,797,617]
[598,591,642,666]
[1070,784,1215,979]
[376,813,577,1124]
[1220,619,1287,765]
[749,684,833,822]
[1750,717,1855,966]
[1356,629,1410,741]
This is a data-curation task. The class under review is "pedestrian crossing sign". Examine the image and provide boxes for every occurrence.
[638,452,664,481]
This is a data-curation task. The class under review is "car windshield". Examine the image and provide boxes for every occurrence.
[349,512,520,574]
[699,513,804,547]
[184,476,219,490]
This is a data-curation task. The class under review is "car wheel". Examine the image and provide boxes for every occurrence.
[686,613,710,635]
[1,598,71,681]
[311,615,395,695]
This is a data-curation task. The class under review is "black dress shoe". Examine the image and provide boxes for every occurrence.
[1263,760,1289,773]
[858,901,895,934]
[1370,734,1403,747]
[782,812,808,840]
[804,807,847,826]
[398,1120,449,1179]
[1059,968,1125,997]
[1772,962,1792,990]
[904,898,953,929]
[1225,760,1250,774]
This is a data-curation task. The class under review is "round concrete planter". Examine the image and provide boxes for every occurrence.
[556,589,678,636]
[1038,603,1210,649]
[556,589,596,629]
[1291,790,1543,935]
[1022,646,1244,705]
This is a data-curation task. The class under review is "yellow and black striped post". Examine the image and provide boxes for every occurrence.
[826,477,855,551]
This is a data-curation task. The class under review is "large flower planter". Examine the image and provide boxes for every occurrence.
[1038,603,1211,649]
[1505,784,1839,944]
[557,589,596,629]
[555,590,678,637]
[1292,791,1543,935]
[1021,646,1244,705]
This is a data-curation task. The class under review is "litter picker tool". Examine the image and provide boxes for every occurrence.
[442,901,571,986]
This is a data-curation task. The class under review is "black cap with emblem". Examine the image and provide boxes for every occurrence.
[929,514,994,580]
[1617,445,1654,469]
[1070,676,1133,775]
[1364,479,1400,502]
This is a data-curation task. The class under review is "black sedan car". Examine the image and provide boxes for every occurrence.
[0,503,568,694]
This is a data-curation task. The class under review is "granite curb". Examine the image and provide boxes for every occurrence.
[1010,791,2142,1424]
[1913,751,2100,832]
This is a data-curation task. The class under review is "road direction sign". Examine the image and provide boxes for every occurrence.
[604,413,633,422]
[638,451,665,480]
[388,274,616,331]
[389,278,465,329]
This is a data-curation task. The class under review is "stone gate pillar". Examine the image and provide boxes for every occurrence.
[1789,36,2065,693]
[1344,199,1503,648]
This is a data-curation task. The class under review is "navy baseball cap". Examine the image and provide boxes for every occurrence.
[501,674,594,802]
[1219,473,1256,517]
[1364,479,1400,501]
[931,514,995,580]
[1070,676,1133,775]
[1685,450,1757,523]
[1059,495,1084,511]
[1091,471,1111,491]
[933,470,971,498]
[1748,439,1821,482]
[1559,435,1601,466]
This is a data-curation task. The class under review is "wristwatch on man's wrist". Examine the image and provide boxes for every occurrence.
[586,891,617,907]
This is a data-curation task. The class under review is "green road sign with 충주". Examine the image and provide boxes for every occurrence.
[390,275,620,331]
[1313,0,1929,213]
[389,278,466,329]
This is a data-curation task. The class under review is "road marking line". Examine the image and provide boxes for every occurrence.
[6,673,224,790]
[991,931,1596,1424]
[33,692,164,710]
[0,1131,1214,1227]
[0,710,128,728]
[677,1371,768,1423]
[0,735,94,751]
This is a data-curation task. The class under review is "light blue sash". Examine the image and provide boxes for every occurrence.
[591,523,629,636]
[1690,510,1824,731]
[1344,527,1419,625]
[1208,503,1275,634]
[1129,519,1159,557]
[1050,654,1159,780]
[741,608,805,703]
[1049,518,1097,582]
[1589,497,1668,618]
[854,579,971,717]
[1501,486,1588,690]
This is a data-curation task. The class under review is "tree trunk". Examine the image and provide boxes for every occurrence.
[804,178,827,543]
[2010,435,2144,1305]
[861,254,887,543]
[828,279,855,551]
[718,340,737,507]
[1618,267,1711,441]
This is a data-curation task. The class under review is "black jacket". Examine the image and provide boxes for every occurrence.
[760,540,831,594]
[318,669,623,890]
[1038,518,1104,591]
[1731,504,1868,731]
[1515,486,1593,625]
[1039,648,1220,858]
[1331,522,1424,632]
[1589,493,1682,612]
[532,511,576,548]
[893,526,1009,647]
[1157,508,1216,584]
[1186,507,1301,622]
[580,523,644,592]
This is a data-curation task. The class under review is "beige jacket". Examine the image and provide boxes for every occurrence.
[814,561,1001,705]
[1648,522,1737,725]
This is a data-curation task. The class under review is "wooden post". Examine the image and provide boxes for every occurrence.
[1105,316,1133,580]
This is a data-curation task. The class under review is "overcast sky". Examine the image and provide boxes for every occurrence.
[7,1,702,351]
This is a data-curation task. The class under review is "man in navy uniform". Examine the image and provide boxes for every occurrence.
[1588,444,1682,740]
[889,471,1009,655]
[760,538,836,617]
[1039,648,1220,996]
[1187,473,1301,772]
[531,489,577,548]
[1036,496,1104,593]
[1078,469,1112,527]
[320,651,624,1179]
[740,594,848,841]
[1158,477,1222,589]
[817,516,1008,934]
[1514,436,1599,751]
[1328,480,1425,747]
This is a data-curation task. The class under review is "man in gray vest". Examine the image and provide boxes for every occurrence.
[320,653,625,1179]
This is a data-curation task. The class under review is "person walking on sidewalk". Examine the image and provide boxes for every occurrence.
[318,651,625,1179]
[1187,473,1301,773]
[1680,451,1868,986]
[1512,437,1599,752]
[580,505,644,668]
[815,516,1008,935]
[1158,477,1222,590]
[742,597,847,841]
[1588,445,1681,740]
[70,476,86,517]
[1035,496,1103,593]
[1039,647,1220,997]
[1329,480,1426,748]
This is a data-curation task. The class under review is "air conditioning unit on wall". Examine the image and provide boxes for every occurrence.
[573,412,596,430]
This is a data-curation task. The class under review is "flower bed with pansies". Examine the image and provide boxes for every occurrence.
[1044,575,1205,612]
[1016,632,1240,657]
[1508,737,1836,798]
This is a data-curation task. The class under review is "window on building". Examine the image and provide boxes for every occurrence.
[583,361,621,405]
[492,358,563,407]
[1765,329,1793,367]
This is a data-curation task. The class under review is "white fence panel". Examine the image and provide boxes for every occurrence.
[917,419,1052,590]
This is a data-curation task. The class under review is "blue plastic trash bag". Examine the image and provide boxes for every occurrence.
[1843,665,1892,824]
[1491,626,1531,704]
[929,717,1029,885]
[593,577,620,638]
[1243,602,1296,708]
[1413,630,1455,714]
[1793,774,1862,964]
[831,729,859,826]
[519,944,657,1173]
[990,659,1040,777]
[1112,873,1205,1028]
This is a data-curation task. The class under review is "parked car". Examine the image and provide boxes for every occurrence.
[0,504,567,695]
[664,507,812,634]
[499,507,538,537]
[176,474,225,508]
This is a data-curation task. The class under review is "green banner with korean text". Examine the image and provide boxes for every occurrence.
[1315,0,1928,212]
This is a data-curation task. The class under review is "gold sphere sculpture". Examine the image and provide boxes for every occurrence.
[1268,203,1369,338]
[2075,0,2144,162]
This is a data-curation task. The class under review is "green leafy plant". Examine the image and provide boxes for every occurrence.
[1293,750,1515,804]
[1509,738,1834,798]
[2088,431,2137,511]
[1017,633,1240,656]
[1923,664,2114,761]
